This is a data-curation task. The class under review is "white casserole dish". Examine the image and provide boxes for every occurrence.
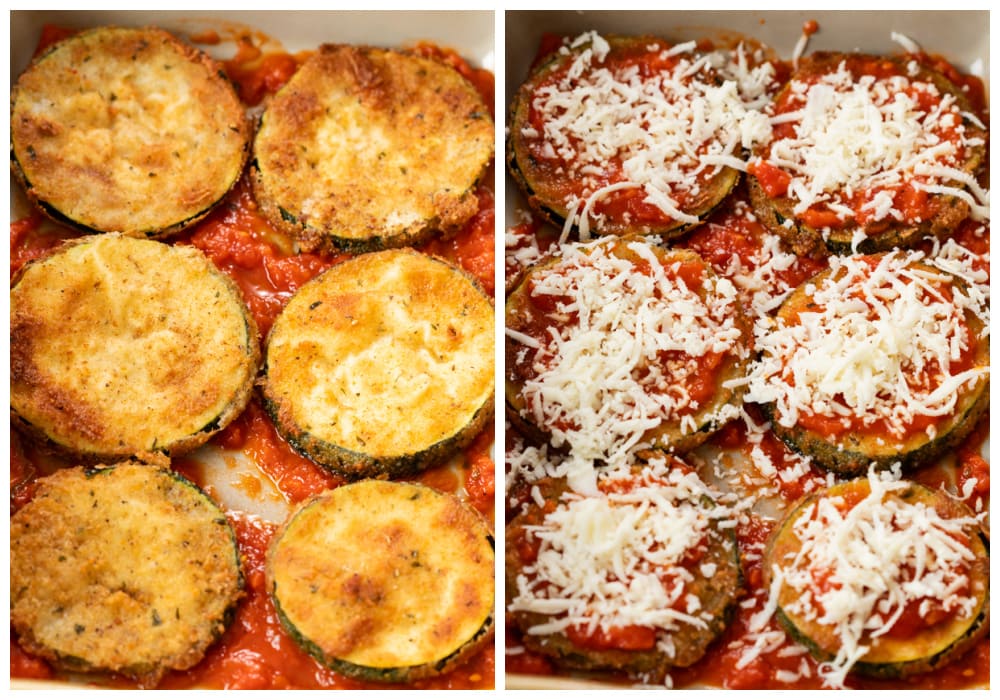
[503,9,989,691]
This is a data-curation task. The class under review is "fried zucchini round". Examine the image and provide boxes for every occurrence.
[261,248,494,479]
[507,33,752,240]
[251,44,494,253]
[747,252,989,476]
[747,52,987,257]
[505,236,752,460]
[10,234,260,462]
[764,477,989,681]
[506,458,741,676]
[10,26,251,237]
[10,461,244,682]
[266,480,494,682]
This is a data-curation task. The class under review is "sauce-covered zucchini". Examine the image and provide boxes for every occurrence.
[506,457,741,677]
[747,252,989,476]
[747,52,986,257]
[505,236,752,476]
[507,33,764,240]
[764,476,989,684]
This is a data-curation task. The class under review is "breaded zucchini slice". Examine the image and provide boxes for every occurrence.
[261,248,494,479]
[10,461,244,682]
[251,44,494,253]
[10,26,251,238]
[505,236,751,461]
[507,33,756,240]
[745,252,989,476]
[266,480,494,682]
[10,234,260,462]
[506,457,741,676]
[747,52,987,257]
[764,476,989,682]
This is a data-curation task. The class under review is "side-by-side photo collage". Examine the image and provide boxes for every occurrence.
[7,8,991,693]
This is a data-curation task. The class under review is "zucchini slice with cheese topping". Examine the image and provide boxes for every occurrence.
[505,237,752,464]
[10,461,244,682]
[252,44,494,253]
[10,26,251,237]
[764,476,989,684]
[261,248,494,480]
[747,52,987,257]
[10,234,260,462]
[506,456,741,677]
[745,251,990,476]
[507,33,758,240]
[266,480,495,682]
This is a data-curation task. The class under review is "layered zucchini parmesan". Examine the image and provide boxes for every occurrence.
[261,248,494,479]
[252,44,494,253]
[764,474,989,685]
[266,480,494,682]
[505,236,752,492]
[10,234,260,462]
[10,462,244,682]
[748,52,988,257]
[745,251,989,476]
[506,457,740,677]
[507,33,771,239]
[505,23,989,692]
[10,26,250,237]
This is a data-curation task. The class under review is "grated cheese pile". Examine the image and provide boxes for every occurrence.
[509,459,733,650]
[769,470,982,688]
[508,237,746,494]
[525,31,772,236]
[760,58,989,224]
[745,251,988,442]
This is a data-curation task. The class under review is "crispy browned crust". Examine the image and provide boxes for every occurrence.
[10,461,244,683]
[266,480,494,682]
[251,44,494,253]
[10,234,260,462]
[764,479,989,678]
[10,25,251,237]
[260,248,494,479]
[506,471,741,675]
[748,52,986,257]
[764,258,990,476]
[505,240,752,457]
[507,34,740,240]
